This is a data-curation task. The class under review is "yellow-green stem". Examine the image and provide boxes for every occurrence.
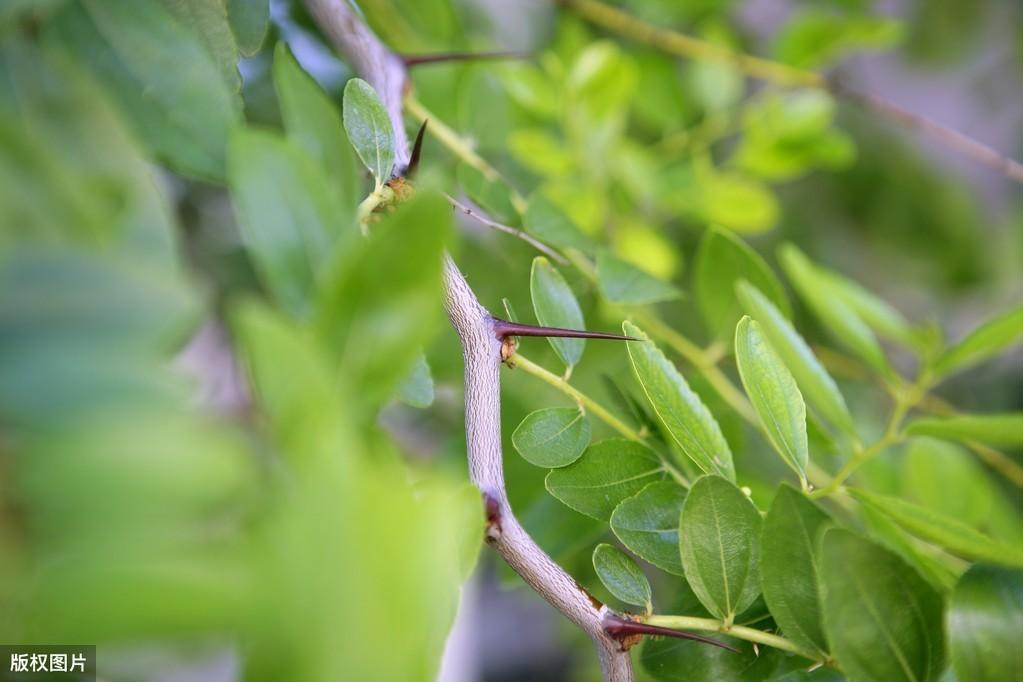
[404,91,528,213]
[513,353,688,485]
[645,615,822,662]
[564,0,823,89]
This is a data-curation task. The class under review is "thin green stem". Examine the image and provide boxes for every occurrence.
[513,353,689,485]
[563,0,823,89]
[404,91,528,213]
[644,615,823,662]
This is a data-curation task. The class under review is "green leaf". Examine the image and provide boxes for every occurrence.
[342,78,395,184]
[774,9,903,69]
[858,502,958,593]
[530,257,585,368]
[523,194,596,255]
[849,488,1023,566]
[815,267,918,349]
[611,481,686,576]
[545,439,664,521]
[760,484,833,657]
[697,173,779,234]
[737,280,856,438]
[779,244,889,375]
[695,228,790,340]
[228,0,269,56]
[642,636,781,682]
[624,322,734,481]
[597,250,681,305]
[507,128,574,177]
[948,564,1023,682]
[735,316,809,485]
[592,543,652,611]
[274,44,361,220]
[227,127,348,316]
[512,407,591,468]
[51,0,241,180]
[819,528,945,682]
[396,353,434,408]
[935,306,1023,377]
[160,0,241,92]
[679,475,762,622]
[313,192,450,411]
[906,413,1023,447]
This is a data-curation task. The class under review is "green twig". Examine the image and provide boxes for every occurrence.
[644,614,823,662]
[513,353,688,485]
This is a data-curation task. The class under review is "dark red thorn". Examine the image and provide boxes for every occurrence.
[492,318,638,342]
[406,120,428,178]
[402,51,530,68]
[603,614,740,653]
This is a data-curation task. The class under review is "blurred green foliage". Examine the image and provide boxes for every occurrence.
[1,0,1022,680]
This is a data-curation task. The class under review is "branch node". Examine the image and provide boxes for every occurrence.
[483,491,503,542]
[602,613,741,653]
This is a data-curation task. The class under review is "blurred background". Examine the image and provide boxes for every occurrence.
[1,0,1021,680]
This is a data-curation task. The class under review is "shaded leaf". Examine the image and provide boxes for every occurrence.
[512,407,590,468]
[737,280,855,438]
[760,484,833,657]
[342,78,395,183]
[624,322,734,480]
[597,250,681,305]
[642,635,781,682]
[546,439,664,521]
[735,316,809,485]
[274,44,361,220]
[679,475,762,622]
[696,227,789,340]
[228,127,347,316]
[819,528,945,682]
[523,194,596,255]
[779,244,889,375]
[228,0,269,56]
[849,488,1023,566]
[592,543,652,610]
[530,257,585,368]
[611,481,686,576]
[161,0,240,92]
[948,564,1023,682]
[396,353,434,408]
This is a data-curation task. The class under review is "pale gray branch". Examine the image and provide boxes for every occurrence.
[303,1,633,678]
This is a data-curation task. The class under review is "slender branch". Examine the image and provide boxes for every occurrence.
[303,2,634,677]
[563,0,1023,185]
[644,615,823,662]
[446,193,567,264]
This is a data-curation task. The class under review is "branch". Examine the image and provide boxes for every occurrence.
[446,193,568,264]
[563,0,1023,185]
[302,1,634,677]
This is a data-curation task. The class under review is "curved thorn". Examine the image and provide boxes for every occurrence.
[406,120,428,178]
[492,318,639,342]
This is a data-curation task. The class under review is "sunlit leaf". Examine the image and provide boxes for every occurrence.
[760,484,832,657]
[735,316,809,485]
[592,543,652,611]
[948,564,1023,682]
[342,78,395,184]
[679,476,761,622]
[512,407,590,468]
[906,413,1023,448]
[530,257,585,368]
[610,481,686,576]
[934,306,1023,378]
[546,439,664,521]
[624,322,734,480]
[737,281,856,438]
[849,488,1023,566]
[819,529,945,682]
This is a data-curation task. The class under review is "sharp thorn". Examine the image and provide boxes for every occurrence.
[602,614,740,653]
[402,51,530,68]
[492,318,638,342]
[406,120,428,178]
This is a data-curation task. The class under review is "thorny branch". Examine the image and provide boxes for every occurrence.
[300,1,732,678]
